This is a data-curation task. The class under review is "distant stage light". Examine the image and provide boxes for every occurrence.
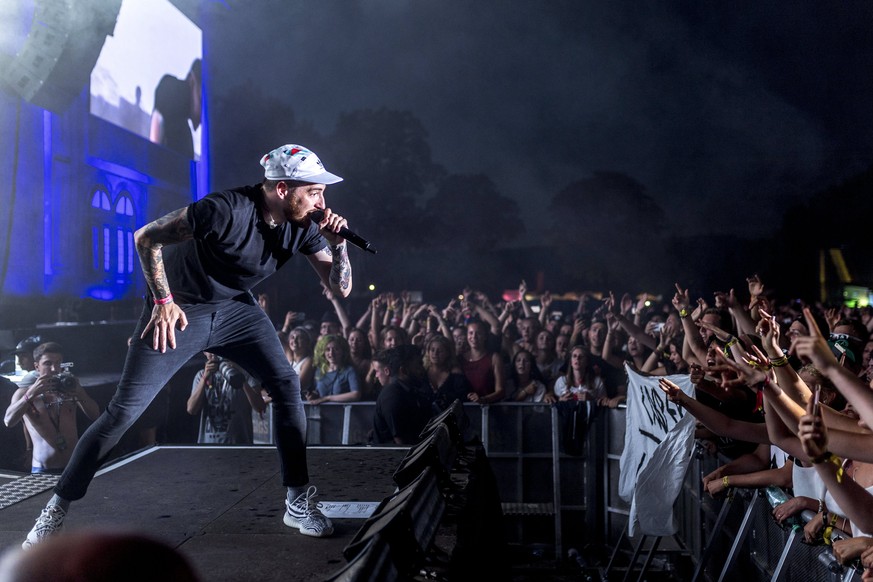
[644,300,651,307]
[458,294,464,301]
[369,284,376,291]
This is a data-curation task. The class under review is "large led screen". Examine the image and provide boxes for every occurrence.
[90,0,202,159]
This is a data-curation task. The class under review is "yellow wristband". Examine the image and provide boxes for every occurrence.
[722,476,730,488]
[815,453,846,484]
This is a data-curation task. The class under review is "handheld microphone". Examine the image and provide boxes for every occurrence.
[309,210,377,254]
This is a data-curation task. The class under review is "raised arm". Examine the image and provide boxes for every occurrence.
[672,283,706,366]
[602,309,626,369]
[660,378,769,444]
[321,282,352,336]
[518,280,534,319]
[354,302,372,333]
[795,306,873,430]
[614,312,657,351]
[538,291,553,328]
[799,394,873,534]
[428,304,452,340]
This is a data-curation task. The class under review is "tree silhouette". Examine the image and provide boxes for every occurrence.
[325,107,445,249]
[423,173,524,251]
[548,172,668,290]
[209,82,324,188]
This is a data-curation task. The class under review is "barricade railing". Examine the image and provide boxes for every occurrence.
[256,401,864,577]
[598,406,864,581]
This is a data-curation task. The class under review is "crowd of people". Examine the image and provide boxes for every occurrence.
[264,273,873,577]
[6,268,873,576]
[251,279,638,444]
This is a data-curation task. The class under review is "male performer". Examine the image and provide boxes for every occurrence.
[23,144,353,547]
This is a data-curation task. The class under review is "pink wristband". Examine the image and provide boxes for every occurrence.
[154,294,174,306]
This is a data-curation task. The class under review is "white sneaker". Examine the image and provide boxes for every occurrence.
[283,486,334,537]
[22,505,66,549]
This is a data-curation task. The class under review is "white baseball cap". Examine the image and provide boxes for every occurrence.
[260,144,343,184]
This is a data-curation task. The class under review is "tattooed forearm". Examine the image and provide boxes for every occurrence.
[329,242,352,292]
[134,208,193,298]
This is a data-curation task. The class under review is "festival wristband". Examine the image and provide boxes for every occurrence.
[811,452,846,484]
[770,355,789,367]
[154,294,174,306]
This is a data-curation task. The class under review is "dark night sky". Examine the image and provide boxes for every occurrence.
[186,1,873,242]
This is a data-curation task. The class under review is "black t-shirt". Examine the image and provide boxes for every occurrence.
[162,185,326,306]
[372,379,432,444]
[431,372,471,412]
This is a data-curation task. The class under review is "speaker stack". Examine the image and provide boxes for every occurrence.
[326,400,508,581]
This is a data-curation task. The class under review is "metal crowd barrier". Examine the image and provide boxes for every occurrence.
[254,402,865,579]
[598,407,864,581]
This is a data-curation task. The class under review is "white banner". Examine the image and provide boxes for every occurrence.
[618,364,694,503]
[628,412,697,536]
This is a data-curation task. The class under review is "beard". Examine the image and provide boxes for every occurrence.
[285,195,312,227]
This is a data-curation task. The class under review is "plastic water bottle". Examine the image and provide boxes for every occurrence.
[764,486,803,531]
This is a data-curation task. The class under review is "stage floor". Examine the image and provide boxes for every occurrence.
[0,446,409,581]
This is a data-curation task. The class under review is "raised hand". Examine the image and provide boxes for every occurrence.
[825,306,841,333]
[756,309,781,353]
[747,274,764,299]
[797,383,828,463]
[605,291,617,314]
[672,283,691,313]
[321,281,335,301]
[658,378,685,404]
[620,293,633,316]
[714,289,738,310]
[793,307,840,373]
[707,348,766,390]
[540,290,553,310]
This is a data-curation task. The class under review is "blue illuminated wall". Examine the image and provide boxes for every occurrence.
[0,6,209,312]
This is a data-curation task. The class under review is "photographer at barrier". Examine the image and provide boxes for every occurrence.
[187,352,266,444]
[3,342,100,474]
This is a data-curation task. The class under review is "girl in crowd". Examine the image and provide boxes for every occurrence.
[423,335,471,411]
[508,349,548,403]
[554,345,606,401]
[461,319,505,404]
[309,335,360,405]
[348,327,373,378]
[285,328,315,397]
[347,328,374,399]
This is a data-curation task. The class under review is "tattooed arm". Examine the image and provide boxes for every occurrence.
[308,243,353,298]
[306,208,353,298]
[134,207,192,352]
